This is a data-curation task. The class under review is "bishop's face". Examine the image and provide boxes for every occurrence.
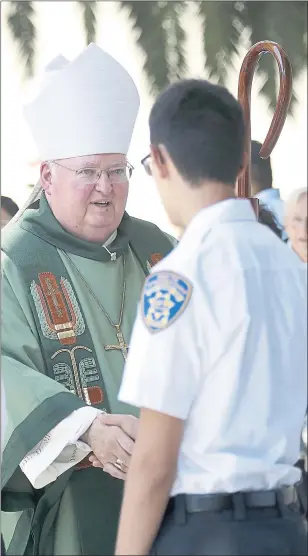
[40,153,130,243]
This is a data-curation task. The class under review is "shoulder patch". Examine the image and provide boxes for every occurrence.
[142,271,193,334]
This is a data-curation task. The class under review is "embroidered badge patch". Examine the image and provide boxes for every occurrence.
[142,271,192,333]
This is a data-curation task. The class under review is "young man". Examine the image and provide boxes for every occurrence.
[1,380,7,556]
[114,79,308,555]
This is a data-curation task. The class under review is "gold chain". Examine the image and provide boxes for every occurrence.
[62,251,126,329]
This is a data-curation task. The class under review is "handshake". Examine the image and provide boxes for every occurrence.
[82,413,139,480]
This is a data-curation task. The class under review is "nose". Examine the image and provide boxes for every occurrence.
[95,171,113,194]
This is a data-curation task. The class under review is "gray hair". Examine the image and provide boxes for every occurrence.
[285,187,307,220]
[12,161,57,223]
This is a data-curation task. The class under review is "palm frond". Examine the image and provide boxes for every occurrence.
[244,1,307,113]
[199,1,242,85]
[174,4,187,78]
[78,1,97,45]
[121,1,170,93]
[163,1,187,80]
[7,1,36,78]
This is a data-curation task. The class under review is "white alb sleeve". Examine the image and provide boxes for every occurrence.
[20,406,101,489]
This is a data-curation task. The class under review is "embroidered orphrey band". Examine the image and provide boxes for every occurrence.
[30,272,85,345]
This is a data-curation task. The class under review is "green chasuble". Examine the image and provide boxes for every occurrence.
[1,194,176,556]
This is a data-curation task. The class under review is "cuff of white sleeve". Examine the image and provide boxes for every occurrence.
[20,406,101,489]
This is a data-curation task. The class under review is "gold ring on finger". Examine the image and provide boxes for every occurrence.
[115,458,126,472]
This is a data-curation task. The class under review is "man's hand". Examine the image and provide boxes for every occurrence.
[83,413,139,480]
[99,412,139,439]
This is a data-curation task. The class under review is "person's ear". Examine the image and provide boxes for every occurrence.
[40,162,53,195]
[150,144,170,179]
[237,150,249,181]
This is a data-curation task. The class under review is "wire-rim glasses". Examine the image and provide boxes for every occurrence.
[141,154,152,176]
[51,160,134,186]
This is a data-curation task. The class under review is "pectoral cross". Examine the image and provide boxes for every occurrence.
[104,325,129,361]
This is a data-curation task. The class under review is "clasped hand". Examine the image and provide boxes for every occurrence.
[84,413,139,480]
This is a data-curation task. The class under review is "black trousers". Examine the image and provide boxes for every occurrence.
[150,490,308,556]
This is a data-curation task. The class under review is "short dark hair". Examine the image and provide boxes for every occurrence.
[1,196,19,218]
[251,140,273,191]
[258,203,283,239]
[149,79,245,186]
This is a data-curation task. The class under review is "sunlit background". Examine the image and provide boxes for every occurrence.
[2,1,307,236]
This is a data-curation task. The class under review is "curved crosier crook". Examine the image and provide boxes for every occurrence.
[237,41,293,202]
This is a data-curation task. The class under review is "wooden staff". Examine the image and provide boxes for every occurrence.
[237,41,293,215]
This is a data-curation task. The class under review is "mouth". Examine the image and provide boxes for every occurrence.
[91,201,111,208]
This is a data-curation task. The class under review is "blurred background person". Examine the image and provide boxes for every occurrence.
[1,379,7,556]
[284,187,308,516]
[258,203,284,239]
[285,188,308,263]
[251,140,287,241]
[1,196,19,229]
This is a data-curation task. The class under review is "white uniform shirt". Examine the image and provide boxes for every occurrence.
[119,199,307,496]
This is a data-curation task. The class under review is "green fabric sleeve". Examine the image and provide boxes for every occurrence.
[164,231,179,248]
[1,253,86,487]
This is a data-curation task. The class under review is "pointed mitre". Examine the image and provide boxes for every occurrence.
[45,55,69,72]
[23,44,140,161]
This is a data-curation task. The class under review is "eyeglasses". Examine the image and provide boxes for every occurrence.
[141,145,164,176]
[141,154,152,176]
[51,160,134,186]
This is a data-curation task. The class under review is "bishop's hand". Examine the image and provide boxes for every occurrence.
[82,413,139,480]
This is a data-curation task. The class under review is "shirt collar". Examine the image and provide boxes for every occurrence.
[179,198,257,247]
[104,230,117,247]
[255,188,281,202]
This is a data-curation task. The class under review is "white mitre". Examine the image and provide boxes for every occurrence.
[41,54,69,85]
[23,44,140,161]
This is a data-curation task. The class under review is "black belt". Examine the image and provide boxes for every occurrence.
[168,484,299,515]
